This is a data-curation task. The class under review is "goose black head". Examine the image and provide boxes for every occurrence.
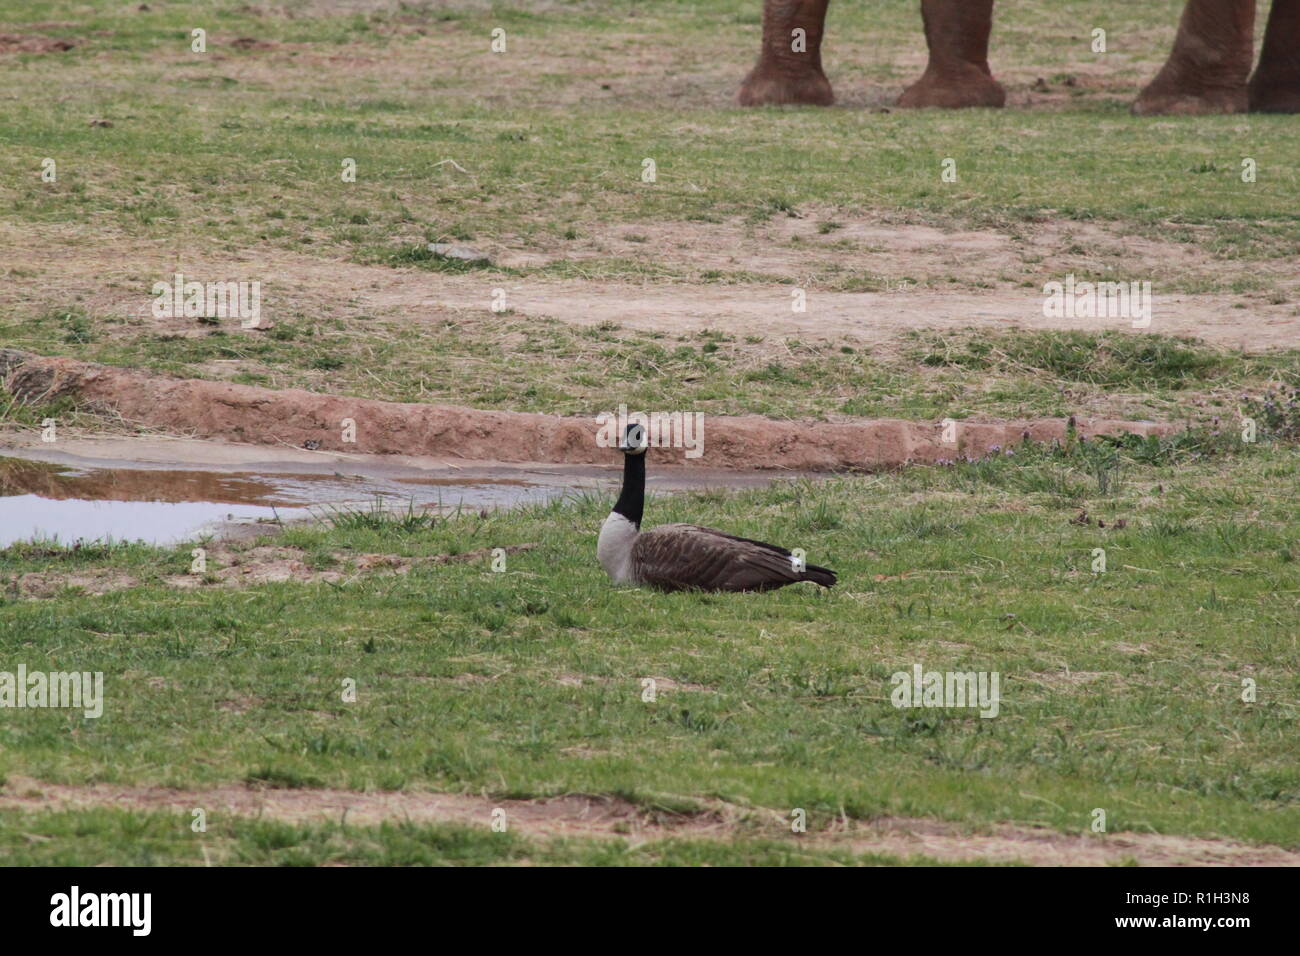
[619,422,649,456]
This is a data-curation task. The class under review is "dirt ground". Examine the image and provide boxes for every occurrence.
[4,218,1297,354]
[2,542,538,598]
[2,775,1294,865]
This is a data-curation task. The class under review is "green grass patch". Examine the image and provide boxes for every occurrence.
[1,442,1297,855]
[2,318,1294,426]
[905,329,1233,389]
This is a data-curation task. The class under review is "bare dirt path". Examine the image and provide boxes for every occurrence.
[4,220,1297,353]
[3,777,1294,866]
[398,279,1299,352]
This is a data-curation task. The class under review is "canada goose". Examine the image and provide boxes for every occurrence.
[597,424,837,592]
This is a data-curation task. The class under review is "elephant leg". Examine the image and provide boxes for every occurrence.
[898,0,1005,109]
[1249,0,1300,111]
[738,0,834,106]
[1133,0,1255,115]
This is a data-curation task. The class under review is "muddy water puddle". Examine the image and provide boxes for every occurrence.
[0,457,565,547]
[0,445,797,547]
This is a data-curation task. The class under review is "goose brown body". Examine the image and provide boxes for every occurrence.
[630,523,837,592]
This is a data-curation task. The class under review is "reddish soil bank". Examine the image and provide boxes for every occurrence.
[2,351,1175,471]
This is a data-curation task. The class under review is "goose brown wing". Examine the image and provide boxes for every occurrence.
[630,523,815,593]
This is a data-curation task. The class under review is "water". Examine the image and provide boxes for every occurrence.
[0,495,291,548]
[0,456,569,547]
[0,448,795,548]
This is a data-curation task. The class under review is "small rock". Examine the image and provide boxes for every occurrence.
[428,243,491,265]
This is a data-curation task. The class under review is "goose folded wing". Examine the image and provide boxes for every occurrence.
[631,523,804,592]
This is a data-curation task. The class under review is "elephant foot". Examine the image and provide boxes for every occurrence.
[1248,73,1300,112]
[1249,0,1300,112]
[1249,89,1300,113]
[737,63,834,106]
[897,64,1005,109]
[1131,83,1248,116]
[1135,0,1255,115]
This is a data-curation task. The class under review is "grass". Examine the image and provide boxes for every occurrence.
[2,0,1299,865]
[905,329,1233,389]
[0,1,1298,264]
[1,437,1297,863]
[0,809,944,866]
[1,0,1296,428]
[2,315,1297,425]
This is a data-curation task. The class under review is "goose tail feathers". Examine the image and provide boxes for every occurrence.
[800,563,837,588]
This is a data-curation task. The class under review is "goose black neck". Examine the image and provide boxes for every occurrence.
[613,452,645,528]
